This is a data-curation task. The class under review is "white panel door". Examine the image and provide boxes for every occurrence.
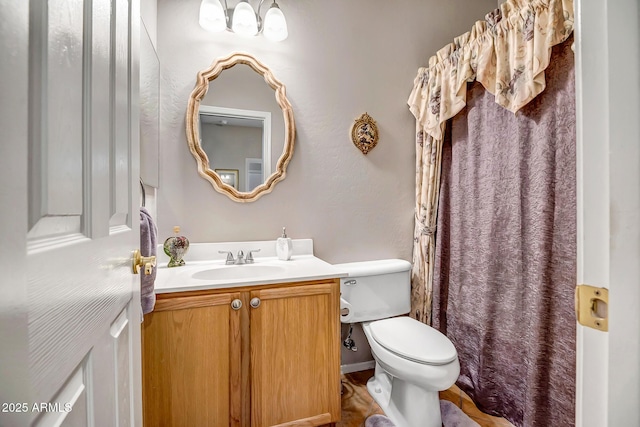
[575,0,640,426]
[0,0,142,425]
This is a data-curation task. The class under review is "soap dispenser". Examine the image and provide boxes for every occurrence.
[276,227,293,261]
[163,226,190,267]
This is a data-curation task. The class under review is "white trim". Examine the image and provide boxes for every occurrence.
[575,0,640,425]
[573,1,611,424]
[574,1,609,427]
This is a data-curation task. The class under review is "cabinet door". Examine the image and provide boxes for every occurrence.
[142,292,242,427]
[250,281,341,426]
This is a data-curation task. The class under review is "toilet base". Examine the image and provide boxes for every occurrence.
[367,367,442,427]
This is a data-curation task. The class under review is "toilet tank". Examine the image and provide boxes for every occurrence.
[335,259,412,323]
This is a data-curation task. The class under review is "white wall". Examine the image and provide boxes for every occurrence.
[156,0,495,264]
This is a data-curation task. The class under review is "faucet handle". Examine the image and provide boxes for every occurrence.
[218,250,235,265]
[246,249,261,263]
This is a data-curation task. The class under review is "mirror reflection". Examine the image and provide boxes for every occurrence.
[199,63,284,192]
[186,52,295,202]
[200,106,271,192]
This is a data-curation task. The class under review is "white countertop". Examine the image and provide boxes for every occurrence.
[154,239,349,294]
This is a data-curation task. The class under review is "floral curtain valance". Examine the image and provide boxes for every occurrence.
[407,0,574,140]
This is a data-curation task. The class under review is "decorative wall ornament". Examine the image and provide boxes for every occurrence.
[350,113,379,155]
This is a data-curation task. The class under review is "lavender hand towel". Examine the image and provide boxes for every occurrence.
[140,207,157,315]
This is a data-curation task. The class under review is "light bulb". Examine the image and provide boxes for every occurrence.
[263,3,288,41]
[199,0,227,33]
[232,1,258,36]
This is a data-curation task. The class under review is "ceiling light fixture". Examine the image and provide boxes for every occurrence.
[199,0,288,42]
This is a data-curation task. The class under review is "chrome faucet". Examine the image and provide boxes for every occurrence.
[219,249,260,265]
[246,249,261,263]
[218,250,236,265]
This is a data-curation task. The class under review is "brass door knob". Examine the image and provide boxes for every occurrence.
[132,250,157,275]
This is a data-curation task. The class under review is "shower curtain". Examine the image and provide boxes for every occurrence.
[408,0,574,324]
[432,38,576,427]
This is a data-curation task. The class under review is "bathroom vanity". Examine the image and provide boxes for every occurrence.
[142,240,347,426]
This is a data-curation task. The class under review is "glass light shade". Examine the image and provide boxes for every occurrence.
[263,4,288,41]
[199,0,227,33]
[232,1,258,36]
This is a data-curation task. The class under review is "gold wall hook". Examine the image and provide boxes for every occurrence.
[132,249,157,275]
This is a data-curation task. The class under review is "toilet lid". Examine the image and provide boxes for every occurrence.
[369,317,457,365]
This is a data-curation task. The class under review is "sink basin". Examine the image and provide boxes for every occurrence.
[191,264,286,281]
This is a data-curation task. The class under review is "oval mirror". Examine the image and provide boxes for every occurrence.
[186,52,295,202]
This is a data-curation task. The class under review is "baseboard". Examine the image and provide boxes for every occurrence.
[340,360,375,374]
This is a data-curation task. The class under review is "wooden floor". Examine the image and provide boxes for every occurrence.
[338,370,514,427]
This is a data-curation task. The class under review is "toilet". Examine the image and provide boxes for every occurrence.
[337,259,459,427]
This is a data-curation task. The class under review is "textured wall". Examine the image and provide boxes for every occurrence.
[156,0,494,368]
[156,0,494,264]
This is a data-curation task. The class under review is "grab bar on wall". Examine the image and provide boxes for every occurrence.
[140,178,146,207]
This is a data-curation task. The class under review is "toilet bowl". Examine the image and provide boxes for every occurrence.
[363,317,460,427]
[336,260,460,427]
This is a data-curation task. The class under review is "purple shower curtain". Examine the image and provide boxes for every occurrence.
[432,38,576,427]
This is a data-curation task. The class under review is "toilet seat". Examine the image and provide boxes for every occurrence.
[369,317,457,365]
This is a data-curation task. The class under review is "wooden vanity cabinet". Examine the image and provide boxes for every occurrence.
[142,291,241,427]
[142,279,341,427]
[250,282,341,426]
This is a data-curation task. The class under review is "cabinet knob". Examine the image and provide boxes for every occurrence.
[231,299,242,310]
[250,297,261,309]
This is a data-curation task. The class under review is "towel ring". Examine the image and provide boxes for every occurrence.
[140,178,146,207]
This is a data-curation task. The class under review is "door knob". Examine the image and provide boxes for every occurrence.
[132,250,156,275]
[250,297,261,309]
[231,299,243,310]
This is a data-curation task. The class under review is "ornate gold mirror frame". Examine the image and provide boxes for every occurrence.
[186,52,295,202]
